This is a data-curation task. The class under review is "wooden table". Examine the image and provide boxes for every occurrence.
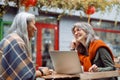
[36,59,120,80]
[80,70,120,80]
[41,73,80,80]
[37,70,120,80]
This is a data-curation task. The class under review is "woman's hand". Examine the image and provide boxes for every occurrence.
[70,39,80,50]
[88,64,98,72]
[70,39,77,50]
[36,67,52,78]
[39,67,51,76]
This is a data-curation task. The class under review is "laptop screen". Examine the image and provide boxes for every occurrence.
[50,51,83,74]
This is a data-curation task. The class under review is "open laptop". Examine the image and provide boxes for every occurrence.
[49,51,83,74]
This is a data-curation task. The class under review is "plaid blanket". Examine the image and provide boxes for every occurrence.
[0,33,35,80]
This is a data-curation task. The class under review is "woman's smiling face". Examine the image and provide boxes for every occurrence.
[73,27,87,42]
[27,19,37,40]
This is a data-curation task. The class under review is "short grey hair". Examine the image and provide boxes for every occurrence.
[7,12,35,56]
[72,22,99,48]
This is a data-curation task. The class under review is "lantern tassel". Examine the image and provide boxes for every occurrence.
[87,15,91,23]
[114,20,118,27]
[25,7,30,12]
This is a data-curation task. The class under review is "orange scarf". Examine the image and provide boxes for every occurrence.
[78,40,114,71]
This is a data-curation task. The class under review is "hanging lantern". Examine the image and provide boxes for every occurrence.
[85,6,96,15]
[85,6,96,23]
[21,0,37,11]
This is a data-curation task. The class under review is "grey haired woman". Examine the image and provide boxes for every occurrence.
[0,12,50,80]
[71,22,117,80]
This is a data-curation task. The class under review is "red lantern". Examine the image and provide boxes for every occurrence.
[21,0,37,7]
[21,0,37,11]
[85,6,96,15]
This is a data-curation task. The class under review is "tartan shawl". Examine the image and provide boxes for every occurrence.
[0,33,35,80]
